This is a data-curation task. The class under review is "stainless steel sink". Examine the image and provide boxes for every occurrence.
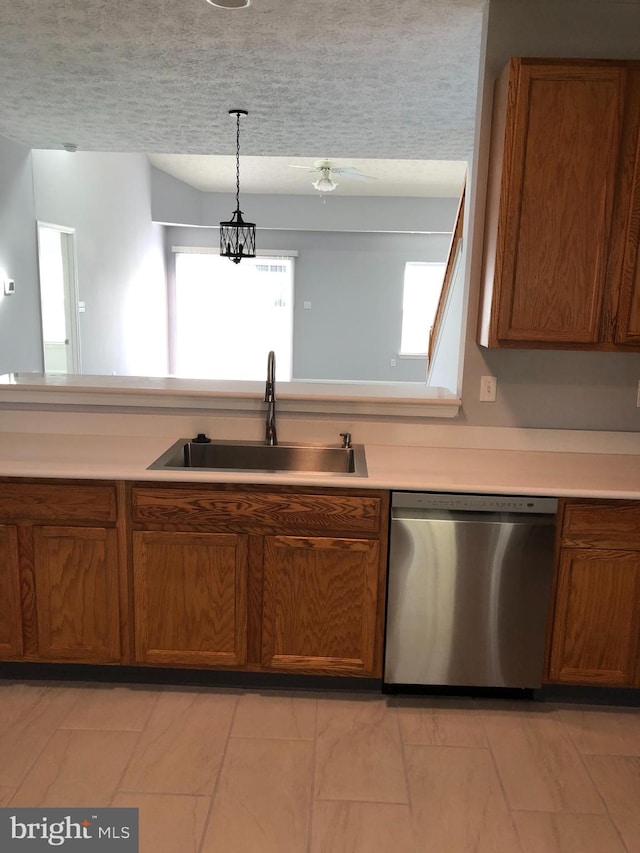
[148,439,367,477]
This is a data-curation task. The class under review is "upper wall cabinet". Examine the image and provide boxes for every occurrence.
[479,58,640,350]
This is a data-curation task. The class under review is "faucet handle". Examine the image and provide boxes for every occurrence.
[339,432,352,449]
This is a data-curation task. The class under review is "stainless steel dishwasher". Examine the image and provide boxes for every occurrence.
[384,492,558,690]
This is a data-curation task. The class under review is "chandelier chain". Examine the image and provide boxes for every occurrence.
[235,111,241,209]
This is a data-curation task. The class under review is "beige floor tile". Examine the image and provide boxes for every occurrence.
[60,684,161,732]
[482,704,605,813]
[394,697,487,747]
[405,744,521,852]
[200,737,313,853]
[311,801,415,853]
[231,690,316,740]
[512,811,626,853]
[556,705,640,755]
[0,682,80,786]
[315,697,408,803]
[120,689,236,795]
[112,792,210,853]
[585,754,640,853]
[10,729,138,807]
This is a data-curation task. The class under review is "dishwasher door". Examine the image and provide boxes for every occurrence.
[384,493,558,689]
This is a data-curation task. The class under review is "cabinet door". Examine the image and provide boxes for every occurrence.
[613,69,640,345]
[133,531,248,667]
[262,535,381,676]
[548,548,640,685]
[483,60,626,347]
[33,526,120,663]
[0,524,23,658]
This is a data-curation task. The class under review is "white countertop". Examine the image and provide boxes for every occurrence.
[0,431,639,499]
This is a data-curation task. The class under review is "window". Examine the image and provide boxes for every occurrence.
[400,262,446,356]
[172,251,294,380]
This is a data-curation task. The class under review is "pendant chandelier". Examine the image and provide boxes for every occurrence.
[220,109,256,264]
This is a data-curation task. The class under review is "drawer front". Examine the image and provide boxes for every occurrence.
[0,482,117,524]
[132,487,383,534]
[562,499,640,549]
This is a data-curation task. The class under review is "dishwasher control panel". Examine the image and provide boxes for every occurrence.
[391,492,558,515]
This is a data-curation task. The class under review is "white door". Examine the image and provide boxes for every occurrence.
[37,224,81,374]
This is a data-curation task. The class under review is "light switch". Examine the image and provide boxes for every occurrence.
[480,375,497,402]
[4,279,15,295]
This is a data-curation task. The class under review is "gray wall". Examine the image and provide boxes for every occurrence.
[151,167,460,234]
[0,136,42,374]
[460,0,640,431]
[168,226,451,382]
[32,151,167,376]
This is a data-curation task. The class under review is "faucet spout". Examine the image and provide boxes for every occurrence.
[264,350,277,446]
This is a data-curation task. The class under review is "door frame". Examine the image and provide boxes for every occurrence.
[36,221,82,374]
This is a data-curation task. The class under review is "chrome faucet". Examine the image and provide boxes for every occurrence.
[264,350,277,446]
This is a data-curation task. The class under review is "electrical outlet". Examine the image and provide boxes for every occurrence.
[480,375,497,402]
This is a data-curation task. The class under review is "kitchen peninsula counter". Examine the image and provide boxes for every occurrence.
[0,430,639,499]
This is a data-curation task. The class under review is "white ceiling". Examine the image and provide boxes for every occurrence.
[0,0,484,197]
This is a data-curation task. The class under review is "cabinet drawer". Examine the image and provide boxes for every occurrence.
[561,500,640,548]
[0,482,117,524]
[131,487,383,534]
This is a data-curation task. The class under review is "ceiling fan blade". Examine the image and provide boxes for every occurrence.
[333,167,377,181]
[288,164,319,171]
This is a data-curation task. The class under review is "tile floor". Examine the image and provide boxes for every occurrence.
[0,680,639,852]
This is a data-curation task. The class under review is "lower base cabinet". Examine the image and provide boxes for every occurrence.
[130,484,389,678]
[33,525,121,663]
[261,535,380,675]
[0,480,122,665]
[133,530,248,668]
[546,500,640,687]
[0,524,22,658]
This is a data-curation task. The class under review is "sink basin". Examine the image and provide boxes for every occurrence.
[148,439,368,477]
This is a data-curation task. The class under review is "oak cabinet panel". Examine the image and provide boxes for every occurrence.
[129,483,389,678]
[132,530,248,667]
[614,67,640,345]
[546,498,640,688]
[0,524,23,658]
[480,58,640,351]
[0,482,117,523]
[548,549,640,685]
[131,487,382,534]
[261,535,380,676]
[0,480,123,665]
[33,526,121,663]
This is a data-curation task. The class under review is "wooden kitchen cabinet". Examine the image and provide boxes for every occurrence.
[479,58,640,351]
[133,530,248,667]
[0,479,123,664]
[0,524,23,658]
[546,499,640,686]
[262,535,380,675]
[129,483,389,677]
[32,525,121,663]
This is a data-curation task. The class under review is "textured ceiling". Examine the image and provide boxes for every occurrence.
[0,0,484,194]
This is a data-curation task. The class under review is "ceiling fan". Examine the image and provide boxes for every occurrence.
[288,159,376,193]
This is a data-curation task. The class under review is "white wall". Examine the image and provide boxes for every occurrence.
[31,151,168,376]
[0,136,42,373]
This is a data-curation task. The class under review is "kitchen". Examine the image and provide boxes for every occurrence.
[1,0,640,851]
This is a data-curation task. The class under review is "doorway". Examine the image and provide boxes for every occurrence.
[37,223,81,374]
